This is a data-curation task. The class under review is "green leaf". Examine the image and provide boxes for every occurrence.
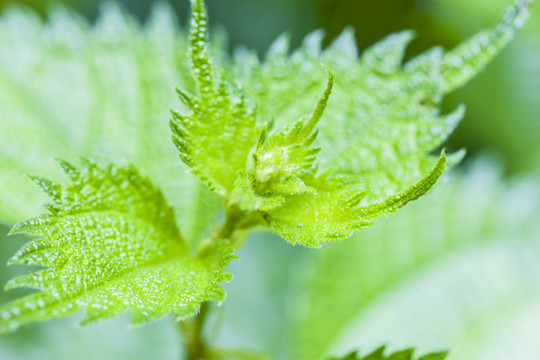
[170,0,259,196]
[223,0,528,248]
[232,0,530,205]
[327,346,448,360]
[0,161,236,333]
[171,0,452,248]
[0,3,222,245]
[263,151,446,248]
[436,0,533,93]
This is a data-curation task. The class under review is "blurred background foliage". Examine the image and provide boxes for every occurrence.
[0,0,539,359]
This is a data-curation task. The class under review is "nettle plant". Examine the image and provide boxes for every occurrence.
[0,0,532,358]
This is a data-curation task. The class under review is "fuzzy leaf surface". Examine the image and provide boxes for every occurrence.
[0,161,236,333]
[264,152,446,247]
[170,0,259,196]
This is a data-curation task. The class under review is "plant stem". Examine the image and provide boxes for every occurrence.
[206,202,262,250]
[180,203,256,359]
[217,204,242,240]
[179,302,210,360]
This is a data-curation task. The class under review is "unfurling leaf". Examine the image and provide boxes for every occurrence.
[0,161,236,333]
[235,66,333,212]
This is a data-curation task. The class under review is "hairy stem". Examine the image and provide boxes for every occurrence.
[208,200,262,249]
[217,205,243,240]
[179,302,209,360]
[180,203,258,359]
